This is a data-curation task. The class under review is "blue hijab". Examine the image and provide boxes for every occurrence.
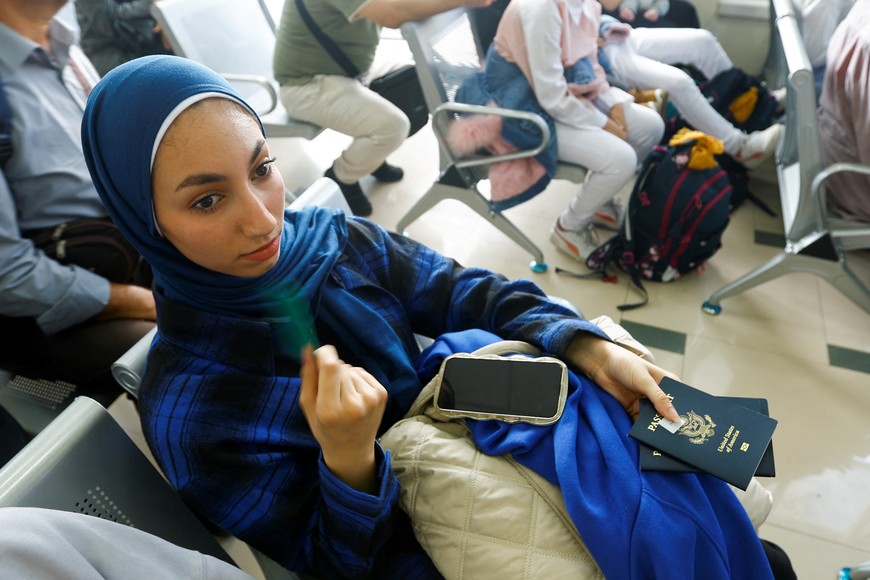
[81,55,345,324]
[82,55,424,416]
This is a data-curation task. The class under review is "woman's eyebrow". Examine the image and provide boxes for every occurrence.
[174,140,268,192]
[249,139,266,166]
[175,172,225,192]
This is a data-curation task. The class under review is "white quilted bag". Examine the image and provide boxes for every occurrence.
[380,317,772,579]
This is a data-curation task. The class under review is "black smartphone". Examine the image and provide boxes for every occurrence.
[433,354,568,425]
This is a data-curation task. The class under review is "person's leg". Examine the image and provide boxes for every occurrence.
[623,101,665,161]
[280,75,410,182]
[280,75,409,215]
[0,317,155,406]
[556,124,640,229]
[627,27,733,80]
[605,40,745,153]
[550,124,639,260]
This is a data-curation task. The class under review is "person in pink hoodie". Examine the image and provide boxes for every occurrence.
[493,0,664,263]
[818,0,870,226]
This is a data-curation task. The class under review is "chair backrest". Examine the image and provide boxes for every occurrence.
[401,8,485,116]
[401,8,488,178]
[259,0,284,30]
[770,0,823,243]
[151,0,321,140]
[0,396,233,564]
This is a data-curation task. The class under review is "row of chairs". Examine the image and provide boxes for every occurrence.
[702,0,870,316]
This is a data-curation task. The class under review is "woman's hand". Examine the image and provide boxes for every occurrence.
[603,117,628,141]
[619,7,636,22]
[643,8,659,22]
[299,345,388,494]
[565,333,680,422]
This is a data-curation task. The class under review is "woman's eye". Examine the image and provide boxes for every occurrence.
[255,157,277,178]
[192,194,221,212]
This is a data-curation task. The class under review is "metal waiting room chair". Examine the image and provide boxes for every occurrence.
[0,396,300,579]
[397,8,587,273]
[151,0,322,141]
[702,0,870,316]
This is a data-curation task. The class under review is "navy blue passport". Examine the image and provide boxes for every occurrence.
[639,397,775,477]
[628,377,778,490]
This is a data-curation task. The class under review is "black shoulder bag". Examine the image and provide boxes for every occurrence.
[25,218,151,286]
[294,0,429,136]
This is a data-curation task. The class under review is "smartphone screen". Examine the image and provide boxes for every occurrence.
[436,356,565,419]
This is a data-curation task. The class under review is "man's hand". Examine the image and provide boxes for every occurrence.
[299,345,388,494]
[96,283,156,321]
[566,333,680,422]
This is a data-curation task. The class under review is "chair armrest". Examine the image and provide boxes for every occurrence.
[812,162,870,239]
[431,102,552,170]
[219,73,278,116]
[111,326,158,399]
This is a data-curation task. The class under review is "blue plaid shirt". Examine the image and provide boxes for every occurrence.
[140,218,605,578]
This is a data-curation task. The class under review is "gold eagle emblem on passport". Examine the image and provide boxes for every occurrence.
[677,410,716,444]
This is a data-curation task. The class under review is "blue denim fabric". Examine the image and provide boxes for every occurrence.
[455,46,557,210]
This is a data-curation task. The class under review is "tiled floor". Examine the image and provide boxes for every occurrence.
[264,122,870,578]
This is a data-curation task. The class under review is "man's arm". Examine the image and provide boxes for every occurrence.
[354,0,494,29]
[0,172,154,333]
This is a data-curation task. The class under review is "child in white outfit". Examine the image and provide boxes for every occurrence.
[493,0,665,263]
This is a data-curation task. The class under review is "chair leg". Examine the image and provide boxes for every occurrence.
[397,181,547,271]
[703,250,870,316]
[819,261,870,316]
[703,251,796,314]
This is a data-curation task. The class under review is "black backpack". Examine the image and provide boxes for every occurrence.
[700,67,779,134]
[579,138,733,310]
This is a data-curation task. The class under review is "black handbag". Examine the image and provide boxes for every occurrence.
[295,0,428,136]
[26,217,151,286]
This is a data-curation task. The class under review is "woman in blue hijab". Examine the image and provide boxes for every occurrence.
[80,55,779,579]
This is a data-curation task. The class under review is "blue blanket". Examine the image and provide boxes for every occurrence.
[416,330,772,579]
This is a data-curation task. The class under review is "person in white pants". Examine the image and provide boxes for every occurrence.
[493,0,665,263]
[602,25,784,168]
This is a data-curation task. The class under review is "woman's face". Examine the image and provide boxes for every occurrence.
[152,99,286,277]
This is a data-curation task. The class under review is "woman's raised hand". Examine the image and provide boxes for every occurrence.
[299,345,388,494]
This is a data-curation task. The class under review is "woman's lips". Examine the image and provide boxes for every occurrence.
[242,235,280,261]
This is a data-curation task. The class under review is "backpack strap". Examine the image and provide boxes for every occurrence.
[616,149,664,311]
[0,72,13,168]
[294,0,362,78]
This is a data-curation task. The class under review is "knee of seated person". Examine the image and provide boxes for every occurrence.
[374,110,411,149]
[670,70,699,95]
[606,142,639,177]
[689,28,723,51]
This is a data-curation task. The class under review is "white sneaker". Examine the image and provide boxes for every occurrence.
[550,220,600,263]
[735,123,784,169]
[590,197,625,231]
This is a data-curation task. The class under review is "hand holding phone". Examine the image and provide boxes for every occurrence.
[433,354,568,425]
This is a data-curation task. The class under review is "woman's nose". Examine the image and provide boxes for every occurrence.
[239,188,278,236]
